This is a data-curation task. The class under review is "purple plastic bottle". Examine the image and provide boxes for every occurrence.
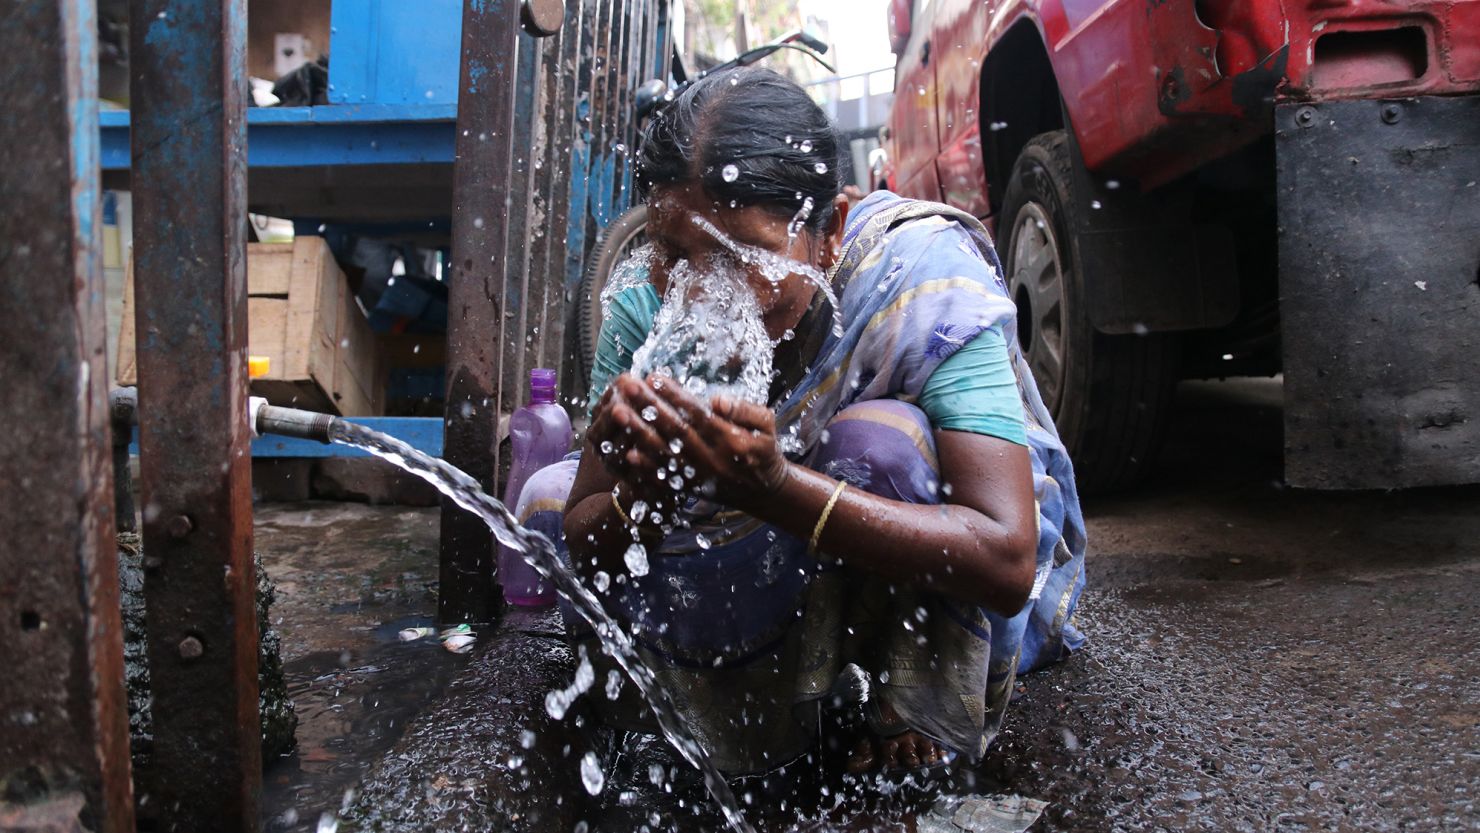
[498,368,573,606]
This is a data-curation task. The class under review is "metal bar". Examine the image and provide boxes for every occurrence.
[586,0,617,237]
[530,22,574,379]
[609,0,637,215]
[556,0,600,405]
[128,0,260,829]
[441,0,523,624]
[496,31,545,445]
[557,0,606,405]
[0,2,134,830]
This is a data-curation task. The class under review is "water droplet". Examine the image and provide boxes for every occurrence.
[800,139,813,153]
[600,440,614,454]
[668,475,684,490]
[605,669,623,700]
[682,465,696,479]
[814,162,828,174]
[593,570,610,592]
[1090,200,1102,209]
[668,437,684,454]
[695,533,712,550]
[580,751,605,795]
[641,405,658,422]
[648,763,667,786]
[630,500,648,524]
[520,729,537,749]
[989,120,1008,131]
[624,543,649,577]
[1106,179,1121,190]
[721,164,739,183]
[473,217,485,229]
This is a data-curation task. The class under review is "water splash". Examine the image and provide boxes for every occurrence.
[789,196,816,241]
[685,213,844,338]
[326,421,756,833]
[600,242,658,322]
[629,260,776,405]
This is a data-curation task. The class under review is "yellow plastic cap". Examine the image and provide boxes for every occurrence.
[248,355,271,379]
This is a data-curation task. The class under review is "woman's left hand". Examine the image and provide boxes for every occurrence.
[603,373,789,511]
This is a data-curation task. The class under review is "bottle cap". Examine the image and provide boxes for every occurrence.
[529,368,557,404]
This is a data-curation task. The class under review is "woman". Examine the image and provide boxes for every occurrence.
[514,67,1086,786]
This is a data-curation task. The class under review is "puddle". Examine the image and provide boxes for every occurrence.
[262,618,462,832]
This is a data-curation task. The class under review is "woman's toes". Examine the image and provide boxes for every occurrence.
[846,738,875,774]
[880,737,900,769]
[898,737,922,769]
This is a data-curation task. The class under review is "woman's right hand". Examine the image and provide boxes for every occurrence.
[586,374,671,505]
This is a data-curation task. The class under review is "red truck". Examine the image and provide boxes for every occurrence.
[879,0,1480,492]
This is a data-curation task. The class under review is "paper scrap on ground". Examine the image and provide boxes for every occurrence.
[916,794,1049,833]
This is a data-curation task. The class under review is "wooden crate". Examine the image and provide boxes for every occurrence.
[118,236,383,416]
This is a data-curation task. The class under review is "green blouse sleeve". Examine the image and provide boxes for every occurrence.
[586,282,660,417]
[918,325,1028,446]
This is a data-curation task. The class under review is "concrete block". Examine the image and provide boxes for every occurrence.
[311,457,439,506]
[252,459,314,502]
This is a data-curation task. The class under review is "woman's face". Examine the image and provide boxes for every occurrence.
[645,183,848,341]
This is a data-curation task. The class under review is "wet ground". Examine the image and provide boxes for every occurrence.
[254,378,1479,831]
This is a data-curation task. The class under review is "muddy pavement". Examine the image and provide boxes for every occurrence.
[255,378,1479,831]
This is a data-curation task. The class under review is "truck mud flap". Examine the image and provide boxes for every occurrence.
[1277,96,1480,489]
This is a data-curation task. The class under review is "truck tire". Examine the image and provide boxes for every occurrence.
[998,131,1179,494]
[574,204,649,392]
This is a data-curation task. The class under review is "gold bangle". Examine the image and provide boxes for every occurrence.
[809,480,847,555]
[610,487,634,527]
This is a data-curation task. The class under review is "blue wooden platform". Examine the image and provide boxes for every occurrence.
[129,417,445,459]
[100,103,456,170]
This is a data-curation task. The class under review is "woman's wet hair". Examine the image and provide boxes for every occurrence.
[635,66,844,232]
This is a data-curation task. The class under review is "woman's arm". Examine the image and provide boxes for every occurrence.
[563,386,673,580]
[769,430,1037,615]
[599,373,1039,616]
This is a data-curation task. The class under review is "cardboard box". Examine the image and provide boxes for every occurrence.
[118,236,383,416]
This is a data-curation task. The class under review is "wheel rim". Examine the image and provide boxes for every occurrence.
[1009,201,1066,412]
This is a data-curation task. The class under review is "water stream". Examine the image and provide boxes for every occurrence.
[326,421,756,833]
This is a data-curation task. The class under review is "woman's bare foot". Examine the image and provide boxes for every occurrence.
[844,700,949,774]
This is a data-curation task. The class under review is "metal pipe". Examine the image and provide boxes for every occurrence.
[253,402,339,444]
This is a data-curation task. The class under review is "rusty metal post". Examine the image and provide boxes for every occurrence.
[128,0,260,829]
[441,0,525,625]
[0,2,135,830]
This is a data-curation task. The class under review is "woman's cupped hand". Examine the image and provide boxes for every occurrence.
[588,373,789,511]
